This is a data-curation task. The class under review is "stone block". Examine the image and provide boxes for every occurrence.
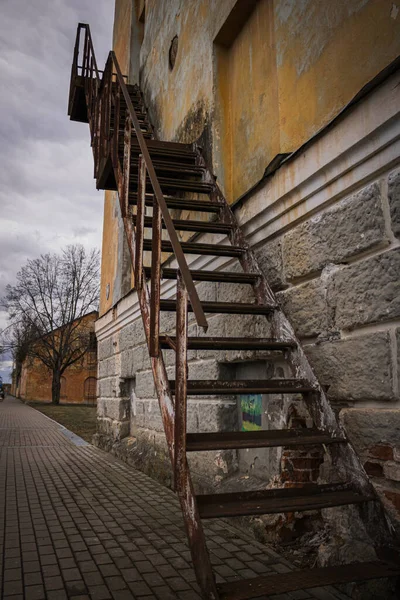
[187,358,231,382]
[98,337,113,361]
[98,378,114,399]
[143,399,164,432]
[96,417,130,440]
[135,369,156,399]
[328,248,400,330]
[120,345,150,378]
[133,399,146,428]
[97,397,130,421]
[283,182,387,279]
[388,169,400,238]
[304,332,393,402]
[119,319,145,351]
[221,313,272,338]
[98,356,116,379]
[195,399,238,433]
[254,237,285,291]
[197,281,217,302]
[384,462,400,482]
[397,328,400,394]
[159,310,176,334]
[340,408,400,454]
[216,281,254,304]
[277,279,330,338]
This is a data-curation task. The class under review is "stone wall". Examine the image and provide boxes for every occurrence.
[258,172,400,532]
[94,296,288,492]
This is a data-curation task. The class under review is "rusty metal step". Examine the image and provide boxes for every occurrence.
[197,484,373,519]
[143,239,243,257]
[134,215,232,234]
[130,194,223,212]
[130,159,204,177]
[112,114,148,125]
[170,379,312,395]
[144,267,260,284]
[160,337,295,351]
[186,429,346,451]
[160,300,276,315]
[217,561,399,600]
[130,176,213,194]
[131,138,195,155]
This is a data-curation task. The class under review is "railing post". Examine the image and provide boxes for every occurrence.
[111,86,121,172]
[83,28,89,79]
[102,59,112,164]
[174,271,188,489]
[150,196,161,357]
[135,155,146,291]
[110,52,208,332]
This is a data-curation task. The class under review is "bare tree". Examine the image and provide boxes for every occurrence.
[2,245,100,404]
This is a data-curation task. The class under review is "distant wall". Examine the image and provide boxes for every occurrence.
[18,313,98,405]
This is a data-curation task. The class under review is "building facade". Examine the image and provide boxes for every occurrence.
[94,0,400,543]
[16,311,98,405]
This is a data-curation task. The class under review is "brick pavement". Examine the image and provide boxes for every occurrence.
[0,396,351,600]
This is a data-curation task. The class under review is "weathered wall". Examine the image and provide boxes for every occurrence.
[99,0,400,315]
[95,63,400,541]
[138,0,400,201]
[264,171,400,532]
[99,0,135,317]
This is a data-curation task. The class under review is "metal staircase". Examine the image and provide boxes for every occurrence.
[68,24,399,600]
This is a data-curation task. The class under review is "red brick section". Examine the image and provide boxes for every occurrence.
[0,396,351,600]
[360,443,400,524]
[369,445,394,461]
[280,406,324,488]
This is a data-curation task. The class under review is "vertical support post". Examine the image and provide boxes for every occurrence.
[121,116,132,218]
[135,155,146,290]
[150,196,162,357]
[103,60,112,163]
[174,271,188,489]
[111,86,121,171]
[83,28,89,78]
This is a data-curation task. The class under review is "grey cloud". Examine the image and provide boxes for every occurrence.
[0,0,114,288]
[0,0,115,380]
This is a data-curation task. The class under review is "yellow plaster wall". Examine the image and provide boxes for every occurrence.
[99,191,119,315]
[99,0,134,317]
[138,0,400,202]
[214,0,280,202]
[101,0,400,312]
[275,0,400,153]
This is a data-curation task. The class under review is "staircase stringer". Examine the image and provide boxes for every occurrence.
[86,76,220,600]
[195,143,396,558]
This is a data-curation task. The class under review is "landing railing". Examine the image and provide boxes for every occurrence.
[69,23,209,489]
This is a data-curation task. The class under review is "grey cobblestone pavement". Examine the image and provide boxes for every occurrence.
[0,396,351,600]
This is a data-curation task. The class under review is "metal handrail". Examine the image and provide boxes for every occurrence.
[109,52,208,330]
[71,23,207,330]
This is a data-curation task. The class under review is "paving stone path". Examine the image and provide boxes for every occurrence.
[0,396,350,600]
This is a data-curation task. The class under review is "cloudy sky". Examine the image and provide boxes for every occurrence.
[0,0,115,382]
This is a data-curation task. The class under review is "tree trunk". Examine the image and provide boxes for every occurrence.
[51,370,61,405]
